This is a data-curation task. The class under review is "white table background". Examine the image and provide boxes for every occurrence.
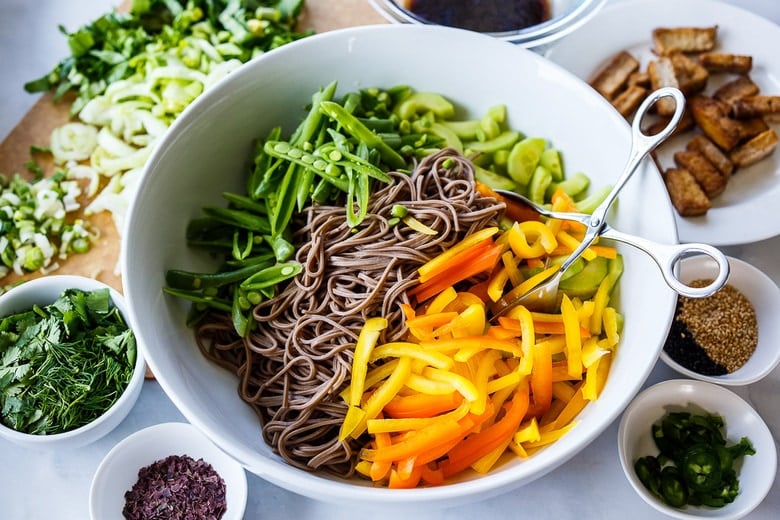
[1,1,779,518]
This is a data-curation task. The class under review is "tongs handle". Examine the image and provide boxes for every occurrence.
[600,226,729,298]
[559,87,686,274]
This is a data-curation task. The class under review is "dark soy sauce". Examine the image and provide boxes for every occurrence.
[401,0,552,33]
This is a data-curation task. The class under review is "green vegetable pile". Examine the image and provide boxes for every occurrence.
[0,288,136,435]
[165,81,601,337]
[634,411,755,509]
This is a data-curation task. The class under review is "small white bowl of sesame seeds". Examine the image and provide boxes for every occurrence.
[659,255,780,386]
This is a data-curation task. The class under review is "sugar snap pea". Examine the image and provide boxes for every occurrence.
[240,261,302,290]
[166,253,275,290]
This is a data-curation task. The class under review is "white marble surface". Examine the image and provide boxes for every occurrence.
[1,1,779,519]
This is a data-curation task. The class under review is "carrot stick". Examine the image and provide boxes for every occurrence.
[411,243,503,302]
[440,389,530,478]
[383,391,463,419]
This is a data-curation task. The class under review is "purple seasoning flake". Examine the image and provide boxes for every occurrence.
[123,454,227,520]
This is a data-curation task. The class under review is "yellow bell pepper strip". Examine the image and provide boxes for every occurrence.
[339,359,399,402]
[447,303,487,338]
[403,372,459,395]
[551,383,588,430]
[602,306,620,347]
[440,388,530,478]
[555,229,598,262]
[514,417,541,444]
[471,350,502,415]
[471,435,514,474]
[501,250,524,286]
[347,356,413,439]
[416,227,499,282]
[551,381,577,403]
[422,366,480,403]
[561,294,584,380]
[581,355,602,401]
[418,335,521,357]
[383,391,464,418]
[370,342,454,370]
[425,286,458,315]
[348,317,388,407]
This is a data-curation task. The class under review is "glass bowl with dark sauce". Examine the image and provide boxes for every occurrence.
[369,0,607,49]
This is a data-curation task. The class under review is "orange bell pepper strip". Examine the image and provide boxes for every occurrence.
[383,391,463,419]
[388,465,423,489]
[420,463,445,485]
[440,388,530,478]
[528,337,553,417]
[416,227,499,282]
[359,418,465,463]
[369,413,393,482]
[411,242,503,302]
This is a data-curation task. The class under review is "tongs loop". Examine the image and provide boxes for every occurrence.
[491,87,729,317]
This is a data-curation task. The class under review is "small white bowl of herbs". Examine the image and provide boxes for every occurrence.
[0,275,145,449]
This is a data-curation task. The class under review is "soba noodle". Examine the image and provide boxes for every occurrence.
[194,149,505,476]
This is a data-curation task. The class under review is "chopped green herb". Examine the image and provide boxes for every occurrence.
[0,287,136,435]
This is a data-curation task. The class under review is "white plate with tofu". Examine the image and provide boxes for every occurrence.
[545,0,780,246]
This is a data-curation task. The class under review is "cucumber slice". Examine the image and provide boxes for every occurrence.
[528,165,553,204]
[465,130,521,154]
[558,256,609,299]
[507,137,546,185]
[474,165,518,191]
[547,171,591,199]
[540,148,564,181]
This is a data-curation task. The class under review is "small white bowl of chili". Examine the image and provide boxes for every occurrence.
[89,421,247,520]
[0,275,145,449]
[659,255,780,386]
[618,379,777,519]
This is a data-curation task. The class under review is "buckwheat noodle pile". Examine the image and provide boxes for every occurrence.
[194,149,504,477]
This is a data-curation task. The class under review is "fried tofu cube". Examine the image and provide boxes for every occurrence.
[729,95,780,119]
[628,71,651,88]
[670,52,709,95]
[686,134,734,177]
[713,75,760,105]
[643,108,695,137]
[663,168,712,216]
[652,26,718,55]
[674,149,728,198]
[648,57,680,116]
[612,84,648,117]
[590,50,641,99]
[729,128,779,167]
[698,52,753,74]
[689,95,742,151]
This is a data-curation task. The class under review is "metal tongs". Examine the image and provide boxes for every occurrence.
[490,87,730,318]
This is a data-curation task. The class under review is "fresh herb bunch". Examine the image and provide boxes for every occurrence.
[0,288,137,435]
[24,0,311,115]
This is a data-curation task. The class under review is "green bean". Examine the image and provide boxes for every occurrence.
[165,254,275,290]
[290,80,338,146]
[265,232,295,262]
[319,101,406,169]
[162,287,232,312]
[240,261,302,290]
[264,140,349,192]
[202,206,272,233]
[222,192,267,214]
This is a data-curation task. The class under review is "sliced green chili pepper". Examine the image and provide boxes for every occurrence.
[682,444,722,492]
[660,466,688,508]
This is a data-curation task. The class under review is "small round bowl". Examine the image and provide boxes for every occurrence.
[368,0,607,49]
[89,422,247,520]
[0,275,145,449]
[618,379,777,520]
[659,255,780,386]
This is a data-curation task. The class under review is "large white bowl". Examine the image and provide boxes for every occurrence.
[0,275,145,449]
[618,379,777,519]
[122,24,679,507]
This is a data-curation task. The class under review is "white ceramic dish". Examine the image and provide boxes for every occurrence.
[545,0,780,246]
[618,379,777,519]
[369,0,607,49]
[0,275,145,450]
[122,24,680,507]
[659,255,780,386]
[89,422,247,520]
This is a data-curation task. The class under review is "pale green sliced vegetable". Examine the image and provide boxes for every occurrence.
[507,137,546,185]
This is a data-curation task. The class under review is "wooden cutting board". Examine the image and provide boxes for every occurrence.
[0,0,386,293]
